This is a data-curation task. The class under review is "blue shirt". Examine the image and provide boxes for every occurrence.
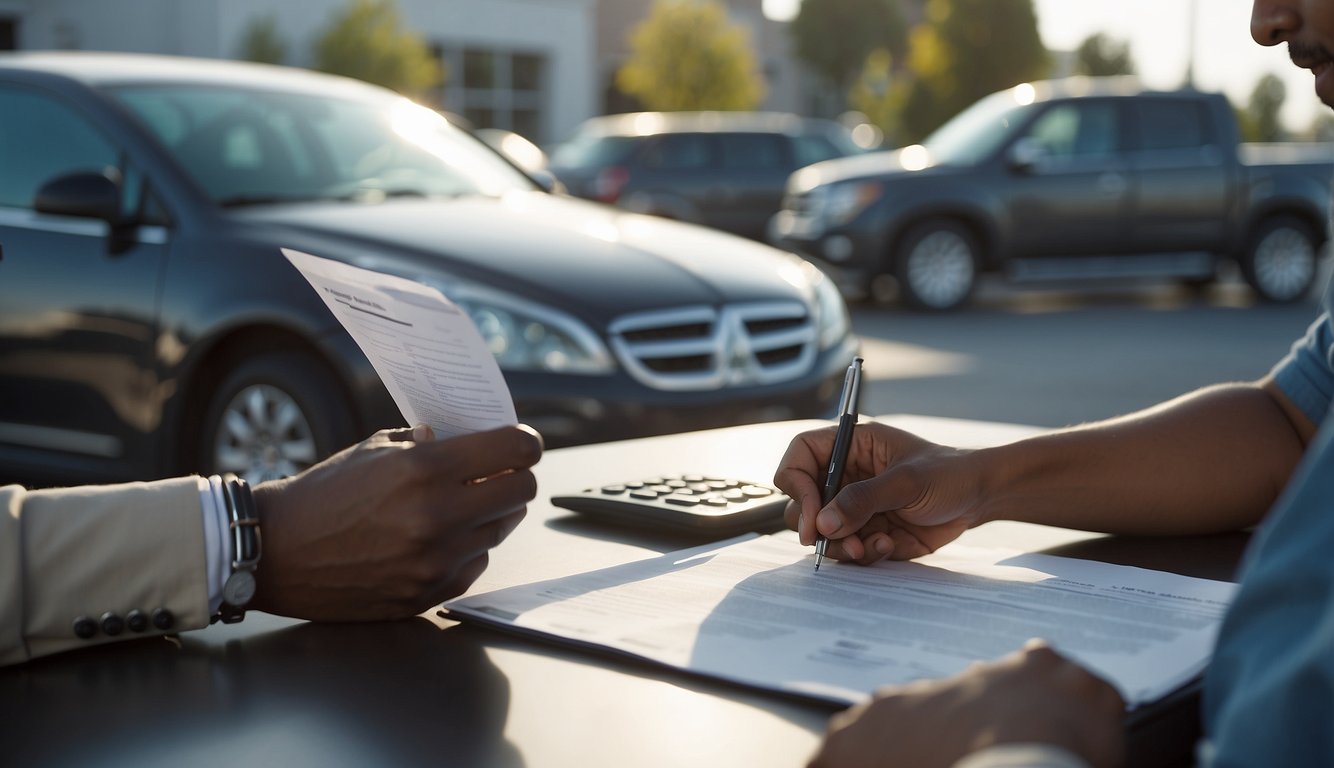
[1202,279,1334,766]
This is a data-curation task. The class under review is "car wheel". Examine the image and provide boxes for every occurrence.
[199,351,359,484]
[894,220,979,311]
[1241,215,1319,303]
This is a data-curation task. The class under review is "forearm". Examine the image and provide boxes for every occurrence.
[973,381,1309,536]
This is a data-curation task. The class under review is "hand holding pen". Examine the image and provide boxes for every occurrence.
[815,357,863,571]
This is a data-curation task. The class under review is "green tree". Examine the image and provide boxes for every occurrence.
[790,0,907,109]
[237,14,287,65]
[849,48,899,141]
[312,0,443,102]
[615,0,764,112]
[1245,73,1287,142]
[1072,32,1134,77]
[893,0,1049,143]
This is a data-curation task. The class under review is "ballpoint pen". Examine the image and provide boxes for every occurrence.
[815,356,862,571]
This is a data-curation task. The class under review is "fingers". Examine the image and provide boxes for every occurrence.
[434,464,539,530]
[431,424,544,481]
[774,427,837,546]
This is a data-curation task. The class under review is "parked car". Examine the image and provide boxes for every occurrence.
[0,52,858,488]
[770,78,1334,310]
[548,111,866,242]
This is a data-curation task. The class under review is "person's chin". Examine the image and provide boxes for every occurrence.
[1316,64,1334,109]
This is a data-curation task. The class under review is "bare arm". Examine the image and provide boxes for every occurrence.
[777,378,1313,563]
[974,378,1312,535]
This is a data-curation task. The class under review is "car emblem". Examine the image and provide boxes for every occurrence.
[721,310,761,385]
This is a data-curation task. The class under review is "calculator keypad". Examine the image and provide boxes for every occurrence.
[550,474,789,534]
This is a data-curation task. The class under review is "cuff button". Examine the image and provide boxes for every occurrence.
[72,616,97,639]
[126,609,148,633]
[100,612,124,636]
[151,608,174,631]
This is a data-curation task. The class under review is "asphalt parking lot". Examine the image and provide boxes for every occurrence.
[851,270,1327,430]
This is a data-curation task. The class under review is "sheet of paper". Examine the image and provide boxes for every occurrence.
[444,532,1236,708]
[282,248,515,439]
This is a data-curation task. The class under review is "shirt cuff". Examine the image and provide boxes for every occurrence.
[197,475,229,615]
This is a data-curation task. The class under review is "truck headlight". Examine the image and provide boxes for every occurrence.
[823,181,883,227]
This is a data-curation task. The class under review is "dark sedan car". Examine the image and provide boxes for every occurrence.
[548,111,866,242]
[0,52,858,487]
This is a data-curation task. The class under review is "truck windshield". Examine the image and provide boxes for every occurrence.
[922,87,1038,166]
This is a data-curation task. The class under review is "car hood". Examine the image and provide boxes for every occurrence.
[232,192,812,319]
[791,146,964,190]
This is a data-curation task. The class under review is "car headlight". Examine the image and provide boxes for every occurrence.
[822,180,883,227]
[434,281,615,374]
[782,258,851,351]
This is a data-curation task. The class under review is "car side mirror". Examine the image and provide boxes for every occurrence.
[1007,138,1048,173]
[34,169,124,224]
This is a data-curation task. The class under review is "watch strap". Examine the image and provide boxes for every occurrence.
[212,474,260,624]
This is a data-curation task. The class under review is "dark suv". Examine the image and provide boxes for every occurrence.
[548,112,865,241]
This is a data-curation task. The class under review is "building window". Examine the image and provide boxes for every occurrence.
[441,46,547,144]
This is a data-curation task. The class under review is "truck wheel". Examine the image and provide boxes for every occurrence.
[894,220,979,311]
[199,350,359,484]
[1241,215,1319,303]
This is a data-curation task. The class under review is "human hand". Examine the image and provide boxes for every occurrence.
[773,422,984,564]
[249,424,542,621]
[808,641,1125,768]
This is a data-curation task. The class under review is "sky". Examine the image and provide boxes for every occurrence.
[762,0,1322,132]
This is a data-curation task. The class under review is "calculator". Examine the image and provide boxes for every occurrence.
[550,474,790,536]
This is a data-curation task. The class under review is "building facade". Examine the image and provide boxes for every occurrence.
[0,0,599,145]
[0,0,826,146]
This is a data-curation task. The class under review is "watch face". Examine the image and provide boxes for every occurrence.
[223,570,257,607]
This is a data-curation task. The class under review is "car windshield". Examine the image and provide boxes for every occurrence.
[921,87,1039,165]
[110,84,535,207]
[549,134,639,170]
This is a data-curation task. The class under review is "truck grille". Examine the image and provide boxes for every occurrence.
[608,302,817,391]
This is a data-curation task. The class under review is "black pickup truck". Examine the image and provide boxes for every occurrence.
[770,78,1334,310]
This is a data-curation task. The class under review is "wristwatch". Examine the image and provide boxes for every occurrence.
[215,474,261,624]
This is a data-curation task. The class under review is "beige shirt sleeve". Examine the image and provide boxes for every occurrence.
[0,478,210,665]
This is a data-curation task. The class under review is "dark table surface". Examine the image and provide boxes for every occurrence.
[0,416,1248,767]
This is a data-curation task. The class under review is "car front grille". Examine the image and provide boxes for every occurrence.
[608,302,817,391]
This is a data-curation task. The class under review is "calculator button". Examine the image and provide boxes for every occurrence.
[629,489,659,500]
[601,484,627,494]
[664,479,687,489]
[702,497,730,507]
[683,474,705,483]
[722,489,745,500]
[688,483,713,493]
[624,481,644,489]
[740,485,773,498]
[664,495,700,506]
[648,484,673,494]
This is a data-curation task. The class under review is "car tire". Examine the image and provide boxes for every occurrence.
[1240,215,1319,304]
[199,350,359,484]
[893,219,980,311]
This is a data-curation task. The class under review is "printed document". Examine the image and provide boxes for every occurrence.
[443,532,1236,708]
[283,248,515,438]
